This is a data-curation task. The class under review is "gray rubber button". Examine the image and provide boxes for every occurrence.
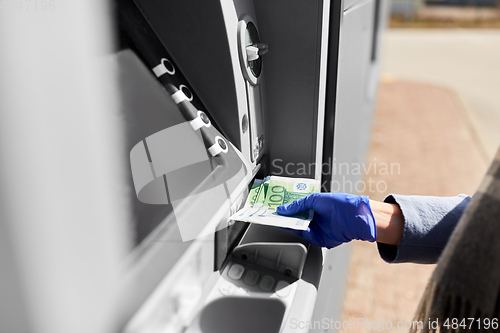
[259,275,275,292]
[243,270,259,286]
[227,264,245,280]
[275,281,291,298]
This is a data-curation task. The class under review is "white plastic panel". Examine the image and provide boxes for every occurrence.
[332,0,377,192]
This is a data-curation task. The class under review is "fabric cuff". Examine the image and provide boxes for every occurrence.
[377,193,471,264]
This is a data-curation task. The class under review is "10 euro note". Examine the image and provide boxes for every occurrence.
[230,176,320,230]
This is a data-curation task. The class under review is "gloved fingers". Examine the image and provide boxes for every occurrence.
[279,227,319,246]
[278,226,303,235]
[288,228,305,238]
[285,222,343,249]
[279,225,319,246]
[301,229,321,247]
[308,219,344,249]
[290,221,321,247]
[276,193,317,216]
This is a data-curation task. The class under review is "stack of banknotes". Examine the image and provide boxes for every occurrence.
[230,176,320,230]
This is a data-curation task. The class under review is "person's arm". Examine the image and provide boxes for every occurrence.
[369,200,404,246]
[277,192,472,264]
[375,194,472,264]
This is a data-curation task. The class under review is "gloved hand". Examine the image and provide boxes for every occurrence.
[276,192,377,249]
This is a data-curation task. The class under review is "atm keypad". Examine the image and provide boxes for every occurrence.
[221,260,295,297]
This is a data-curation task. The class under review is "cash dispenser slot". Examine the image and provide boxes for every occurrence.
[231,224,308,278]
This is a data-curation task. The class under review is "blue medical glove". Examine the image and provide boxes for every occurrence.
[276,192,377,249]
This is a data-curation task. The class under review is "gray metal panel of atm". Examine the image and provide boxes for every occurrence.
[253,0,324,178]
[311,0,387,332]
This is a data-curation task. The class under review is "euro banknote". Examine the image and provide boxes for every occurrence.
[230,176,320,230]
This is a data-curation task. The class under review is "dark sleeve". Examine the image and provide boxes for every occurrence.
[377,194,471,264]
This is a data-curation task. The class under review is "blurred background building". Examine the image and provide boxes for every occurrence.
[391,0,500,25]
[339,1,499,332]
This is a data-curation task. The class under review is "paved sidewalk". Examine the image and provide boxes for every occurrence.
[417,6,500,22]
[381,29,500,161]
[338,80,489,333]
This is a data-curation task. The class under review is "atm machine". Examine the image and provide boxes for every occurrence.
[0,0,385,332]
[111,0,387,332]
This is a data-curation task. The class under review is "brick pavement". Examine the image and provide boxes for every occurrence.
[416,6,500,22]
[338,80,490,333]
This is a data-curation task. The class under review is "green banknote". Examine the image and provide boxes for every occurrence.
[263,176,320,208]
[245,179,263,206]
[231,176,321,230]
[254,176,270,205]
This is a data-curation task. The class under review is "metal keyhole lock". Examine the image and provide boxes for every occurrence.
[238,16,268,86]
